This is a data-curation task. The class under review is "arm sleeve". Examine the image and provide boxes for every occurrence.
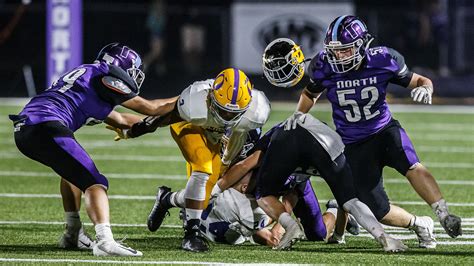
[387,48,413,87]
[93,65,138,106]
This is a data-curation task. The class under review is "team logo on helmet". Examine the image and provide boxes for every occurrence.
[210,68,252,125]
[262,38,305,88]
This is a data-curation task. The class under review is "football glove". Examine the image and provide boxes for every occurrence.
[106,125,129,141]
[410,85,433,104]
[283,111,304,130]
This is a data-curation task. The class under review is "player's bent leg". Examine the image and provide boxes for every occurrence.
[406,164,443,206]
[342,198,407,252]
[406,164,462,238]
[381,204,436,249]
[85,185,142,256]
[292,181,327,241]
[182,172,210,252]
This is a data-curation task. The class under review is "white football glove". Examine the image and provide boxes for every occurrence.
[410,85,433,104]
[283,111,304,131]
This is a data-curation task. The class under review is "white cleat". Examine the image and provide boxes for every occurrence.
[59,226,95,250]
[410,216,437,249]
[377,233,408,253]
[273,220,305,250]
[93,240,143,256]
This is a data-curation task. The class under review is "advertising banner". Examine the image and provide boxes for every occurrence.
[231,2,353,73]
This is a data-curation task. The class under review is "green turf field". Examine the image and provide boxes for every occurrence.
[0,100,473,265]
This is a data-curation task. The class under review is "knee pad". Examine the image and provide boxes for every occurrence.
[184,171,209,201]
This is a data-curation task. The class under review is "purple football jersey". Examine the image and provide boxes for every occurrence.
[307,46,412,144]
[20,62,136,132]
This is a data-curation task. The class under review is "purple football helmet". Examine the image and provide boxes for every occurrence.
[324,15,373,73]
[96,43,145,90]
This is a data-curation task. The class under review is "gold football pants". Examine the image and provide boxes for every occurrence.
[170,121,222,207]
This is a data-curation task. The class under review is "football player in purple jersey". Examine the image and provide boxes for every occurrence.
[265,16,462,248]
[9,43,178,256]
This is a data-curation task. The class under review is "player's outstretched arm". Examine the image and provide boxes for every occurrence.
[408,73,434,104]
[104,111,144,141]
[122,95,179,116]
[296,88,321,113]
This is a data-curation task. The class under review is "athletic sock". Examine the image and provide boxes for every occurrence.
[65,211,81,232]
[431,199,449,221]
[95,223,114,241]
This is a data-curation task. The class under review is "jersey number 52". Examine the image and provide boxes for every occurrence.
[337,86,380,122]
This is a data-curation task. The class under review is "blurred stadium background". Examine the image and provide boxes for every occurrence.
[0,0,473,103]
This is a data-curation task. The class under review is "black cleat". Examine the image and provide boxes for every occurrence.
[440,214,462,238]
[346,214,360,235]
[181,230,209,252]
[326,199,338,209]
[147,186,172,232]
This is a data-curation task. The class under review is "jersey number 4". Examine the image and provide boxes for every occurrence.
[337,86,380,122]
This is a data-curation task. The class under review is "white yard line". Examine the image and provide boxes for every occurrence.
[0,258,294,265]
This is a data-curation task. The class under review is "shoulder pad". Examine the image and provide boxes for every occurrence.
[366,46,401,72]
[177,80,211,124]
[307,51,332,81]
[107,64,139,94]
[237,89,271,130]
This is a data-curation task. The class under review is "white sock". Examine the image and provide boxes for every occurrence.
[431,199,449,221]
[170,190,185,208]
[65,211,81,232]
[95,223,114,241]
[409,216,416,228]
[343,198,385,239]
[185,208,202,221]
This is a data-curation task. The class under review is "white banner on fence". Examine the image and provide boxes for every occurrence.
[231,2,353,74]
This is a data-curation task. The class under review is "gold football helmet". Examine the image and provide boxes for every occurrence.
[210,68,253,125]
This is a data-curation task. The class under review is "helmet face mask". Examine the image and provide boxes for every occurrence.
[210,68,253,126]
[96,43,146,92]
[262,38,305,88]
[324,15,373,74]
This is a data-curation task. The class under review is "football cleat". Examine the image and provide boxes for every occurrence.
[440,214,462,238]
[147,186,172,232]
[59,225,95,250]
[346,214,360,235]
[181,221,210,252]
[326,199,338,209]
[376,234,408,253]
[93,239,142,256]
[273,219,305,250]
[410,216,436,249]
[326,233,345,244]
